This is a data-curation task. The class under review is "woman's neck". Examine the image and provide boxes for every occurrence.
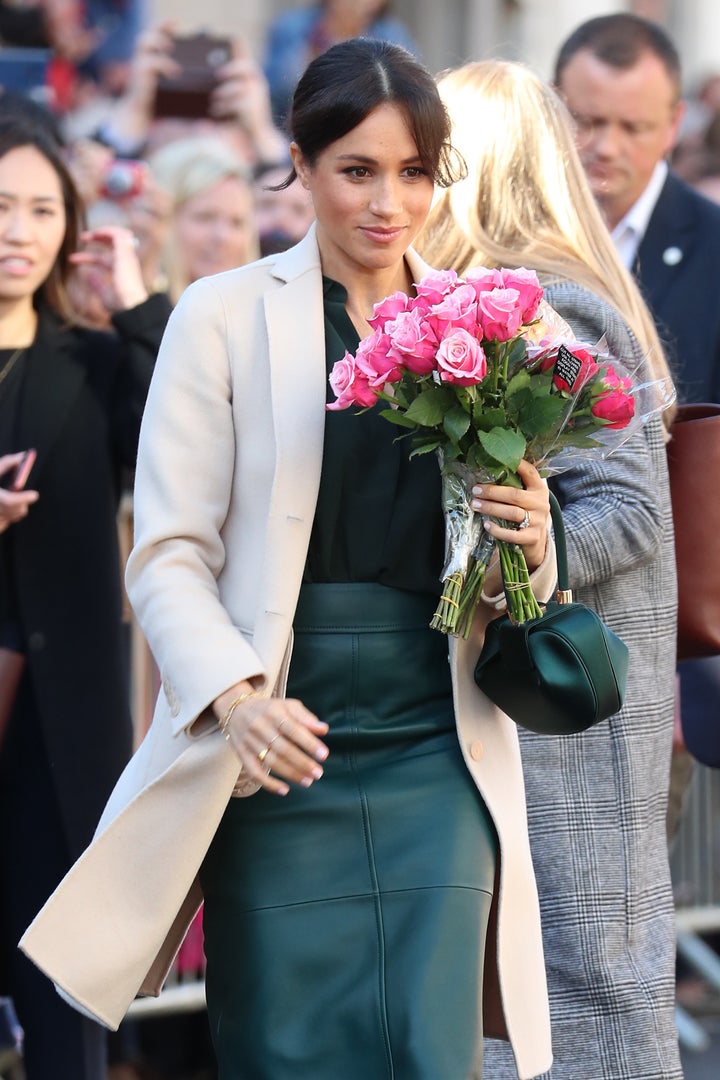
[329,261,414,340]
[0,298,38,349]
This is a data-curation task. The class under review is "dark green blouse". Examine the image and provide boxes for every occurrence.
[304,277,444,595]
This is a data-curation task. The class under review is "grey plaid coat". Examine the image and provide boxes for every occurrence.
[484,282,681,1079]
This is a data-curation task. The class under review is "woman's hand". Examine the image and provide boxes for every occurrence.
[215,684,329,797]
[70,226,149,315]
[0,453,39,532]
[210,39,289,165]
[102,22,179,146]
[471,459,550,574]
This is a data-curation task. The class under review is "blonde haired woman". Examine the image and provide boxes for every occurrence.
[419,60,682,1080]
[148,136,260,304]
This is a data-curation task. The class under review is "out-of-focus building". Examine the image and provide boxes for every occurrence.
[149,0,720,91]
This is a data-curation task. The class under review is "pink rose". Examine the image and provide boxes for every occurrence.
[464,266,504,295]
[552,347,600,394]
[599,364,632,392]
[436,328,487,386]
[368,291,413,332]
[414,268,459,306]
[355,329,403,388]
[327,352,378,411]
[429,283,479,335]
[386,307,439,375]
[500,267,544,324]
[591,388,635,429]
[476,287,523,342]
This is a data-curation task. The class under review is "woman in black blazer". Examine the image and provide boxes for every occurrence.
[0,117,170,1079]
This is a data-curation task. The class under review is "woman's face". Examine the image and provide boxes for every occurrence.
[174,175,256,284]
[0,145,67,305]
[292,103,434,283]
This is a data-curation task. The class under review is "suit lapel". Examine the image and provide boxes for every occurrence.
[16,309,85,482]
[635,173,696,310]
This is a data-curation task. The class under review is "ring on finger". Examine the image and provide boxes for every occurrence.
[516,509,531,530]
[258,730,282,765]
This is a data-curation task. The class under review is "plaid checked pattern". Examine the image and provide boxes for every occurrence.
[483,283,682,1079]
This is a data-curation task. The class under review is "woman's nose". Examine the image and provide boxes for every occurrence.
[369,178,402,216]
[3,208,32,242]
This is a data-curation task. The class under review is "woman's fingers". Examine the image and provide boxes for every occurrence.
[224,697,329,796]
[470,461,550,570]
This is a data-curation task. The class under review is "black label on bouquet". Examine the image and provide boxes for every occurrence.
[554,344,582,390]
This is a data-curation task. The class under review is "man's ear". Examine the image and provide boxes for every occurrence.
[667,99,687,154]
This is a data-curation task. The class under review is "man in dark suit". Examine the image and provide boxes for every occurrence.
[553,13,720,821]
[554,13,720,404]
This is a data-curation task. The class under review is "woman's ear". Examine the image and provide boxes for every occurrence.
[290,142,311,191]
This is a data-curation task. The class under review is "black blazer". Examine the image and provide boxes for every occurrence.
[634,171,720,404]
[0,293,171,859]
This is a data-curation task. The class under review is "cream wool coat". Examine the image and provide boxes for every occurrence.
[21,227,553,1080]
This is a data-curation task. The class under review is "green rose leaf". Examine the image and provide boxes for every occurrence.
[473,406,507,432]
[378,408,419,429]
[409,438,444,458]
[404,386,456,428]
[477,426,527,471]
[518,394,568,437]
[443,404,471,443]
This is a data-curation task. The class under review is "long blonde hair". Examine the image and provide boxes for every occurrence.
[418,60,674,421]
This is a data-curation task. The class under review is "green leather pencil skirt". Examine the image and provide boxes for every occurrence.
[200,583,498,1080]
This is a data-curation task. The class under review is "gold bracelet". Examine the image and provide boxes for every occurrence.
[219,691,262,741]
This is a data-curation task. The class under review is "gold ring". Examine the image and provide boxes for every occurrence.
[258,746,270,763]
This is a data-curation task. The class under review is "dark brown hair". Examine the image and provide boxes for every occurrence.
[554,14,682,100]
[0,117,84,322]
[281,37,463,189]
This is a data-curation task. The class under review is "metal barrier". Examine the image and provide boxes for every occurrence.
[671,762,720,1052]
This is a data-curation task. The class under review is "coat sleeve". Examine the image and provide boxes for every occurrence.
[109,292,172,471]
[125,278,266,737]
[542,282,667,590]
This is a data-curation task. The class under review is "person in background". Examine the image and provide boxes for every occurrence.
[262,0,418,126]
[0,115,170,1080]
[96,23,289,171]
[418,58,680,1079]
[147,135,259,305]
[554,13,720,405]
[554,11,720,824]
[253,158,315,256]
[21,39,556,1080]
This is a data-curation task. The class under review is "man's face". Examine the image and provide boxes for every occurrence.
[557,48,684,228]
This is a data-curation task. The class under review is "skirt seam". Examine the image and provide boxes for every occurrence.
[229,884,496,915]
[351,630,395,1080]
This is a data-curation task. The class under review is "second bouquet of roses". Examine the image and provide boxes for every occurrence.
[328,267,672,638]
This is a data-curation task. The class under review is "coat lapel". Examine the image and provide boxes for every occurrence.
[251,229,328,667]
[16,310,85,482]
[634,173,696,310]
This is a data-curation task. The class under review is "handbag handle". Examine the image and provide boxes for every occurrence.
[548,491,573,605]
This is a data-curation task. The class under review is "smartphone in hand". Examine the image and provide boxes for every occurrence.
[0,448,37,491]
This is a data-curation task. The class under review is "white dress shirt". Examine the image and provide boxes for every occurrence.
[611,160,669,269]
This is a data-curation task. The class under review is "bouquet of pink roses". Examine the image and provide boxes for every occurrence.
[328,267,674,637]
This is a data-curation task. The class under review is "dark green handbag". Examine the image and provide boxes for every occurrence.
[473,492,629,735]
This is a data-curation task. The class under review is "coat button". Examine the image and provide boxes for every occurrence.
[469,740,484,761]
[27,632,45,652]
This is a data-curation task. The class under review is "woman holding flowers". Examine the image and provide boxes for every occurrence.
[21,41,555,1080]
[419,60,681,1080]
